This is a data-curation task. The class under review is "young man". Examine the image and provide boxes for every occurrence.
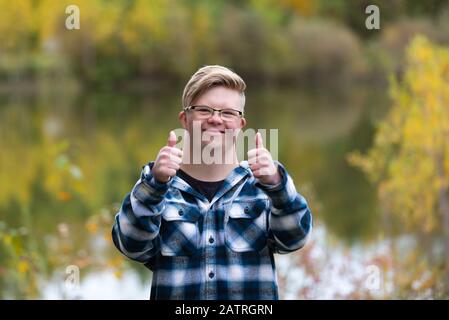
[112,65,312,300]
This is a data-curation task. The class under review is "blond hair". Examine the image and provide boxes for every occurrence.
[182,65,246,110]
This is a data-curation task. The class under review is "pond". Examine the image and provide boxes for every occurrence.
[0,82,391,299]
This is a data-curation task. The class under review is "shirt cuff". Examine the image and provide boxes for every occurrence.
[255,162,298,209]
[139,162,171,198]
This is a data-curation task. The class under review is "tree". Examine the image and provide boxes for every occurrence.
[349,35,449,293]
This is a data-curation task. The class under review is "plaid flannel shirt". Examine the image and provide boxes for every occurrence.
[112,160,312,300]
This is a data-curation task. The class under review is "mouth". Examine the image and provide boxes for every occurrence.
[202,128,225,134]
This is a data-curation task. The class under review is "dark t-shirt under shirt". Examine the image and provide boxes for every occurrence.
[176,169,224,202]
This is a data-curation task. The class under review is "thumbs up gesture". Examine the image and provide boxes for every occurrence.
[152,131,183,183]
[247,132,281,185]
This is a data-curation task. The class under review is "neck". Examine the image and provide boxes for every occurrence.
[180,142,240,181]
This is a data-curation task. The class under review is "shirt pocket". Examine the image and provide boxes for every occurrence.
[160,202,202,256]
[224,199,268,253]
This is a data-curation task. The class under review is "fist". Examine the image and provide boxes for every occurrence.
[247,132,281,185]
[152,131,183,183]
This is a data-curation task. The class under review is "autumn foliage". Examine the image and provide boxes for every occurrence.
[349,36,449,296]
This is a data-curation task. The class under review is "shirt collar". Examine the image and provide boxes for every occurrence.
[170,161,251,205]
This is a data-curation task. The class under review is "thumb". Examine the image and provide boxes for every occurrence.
[255,131,264,149]
[167,130,177,147]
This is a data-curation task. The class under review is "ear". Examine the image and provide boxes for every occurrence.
[240,117,247,129]
[179,111,187,129]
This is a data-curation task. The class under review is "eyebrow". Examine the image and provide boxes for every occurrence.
[195,104,224,108]
[192,104,242,111]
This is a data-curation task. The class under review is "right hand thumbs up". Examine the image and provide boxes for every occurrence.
[167,130,177,147]
[152,131,183,183]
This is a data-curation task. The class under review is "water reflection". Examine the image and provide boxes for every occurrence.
[42,269,151,300]
[0,85,390,298]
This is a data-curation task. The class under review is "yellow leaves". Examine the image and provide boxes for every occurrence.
[392,250,438,297]
[114,270,123,279]
[32,0,66,46]
[121,0,160,52]
[410,37,433,63]
[1,224,38,292]
[0,105,87,208]
[349,35,449,235]
[86,209,113,235]
[106,256,122,269]
[280,0,316,16]
[347,151,376,182]
[106,257,125,279]
[191,4,213,50]
[17,260,29,275]
[0,0,34,50]
[3,234,12,245]
[57,191,72,202]
[85,221,98,235]
[0,0,72,51]
[403,111,425,145]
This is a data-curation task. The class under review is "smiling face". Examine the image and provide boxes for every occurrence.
[179,86,247,150]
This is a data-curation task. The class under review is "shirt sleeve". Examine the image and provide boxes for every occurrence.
[255,161,313,254]
[111,162,170,262]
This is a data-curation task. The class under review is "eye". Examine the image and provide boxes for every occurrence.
[222,110,239,117]
[195,107,211,114]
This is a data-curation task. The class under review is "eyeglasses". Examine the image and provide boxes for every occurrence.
[184,105,243,121]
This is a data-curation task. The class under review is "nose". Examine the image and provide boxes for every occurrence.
[207,110,223,124]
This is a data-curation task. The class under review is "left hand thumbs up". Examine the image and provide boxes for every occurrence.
[247,132,281,185]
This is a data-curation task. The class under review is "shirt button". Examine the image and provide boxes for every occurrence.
[178,209,184,216]
[244,206,249,213]
[209,236,214,244]
[208,271,215,279]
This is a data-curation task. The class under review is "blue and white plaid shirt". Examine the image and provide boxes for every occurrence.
[112,160,312,300]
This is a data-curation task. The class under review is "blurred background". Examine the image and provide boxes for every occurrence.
[1,0,449,299]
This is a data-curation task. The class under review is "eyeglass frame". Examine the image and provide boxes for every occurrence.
[183,105,244,120]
